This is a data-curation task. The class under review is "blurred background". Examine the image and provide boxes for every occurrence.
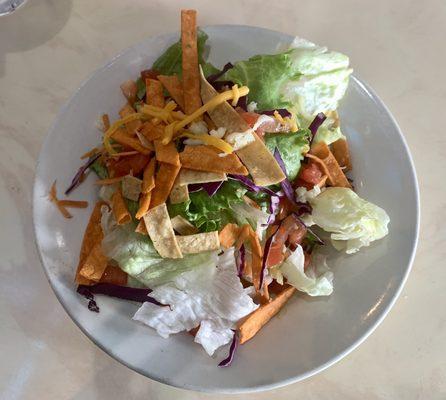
[0,1,445,399]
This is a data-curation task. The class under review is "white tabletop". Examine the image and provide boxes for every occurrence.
[0,0,444,398]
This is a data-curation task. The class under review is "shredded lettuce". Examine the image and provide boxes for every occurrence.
[100,207,217,287]
[264,130,310,180]
[221,38,352,118]
[152,29,217,77]
[310,188,390,254]
[168,180,247,232]
[133,248,258,356]
[273,245,333,296]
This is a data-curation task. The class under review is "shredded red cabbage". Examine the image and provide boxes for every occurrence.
[263,109,292,118]
[77,283,167,312]
[308,112,327,145]
[236,95,248,111]
[211,80,234,91]
[207,62,234,83]
[65,152,101,195]
[188,181,223,196]
[259,234,275,289]
[267,195,280,224]
[273,148,296,202]
[218,330,239,367]
[229,175,276,197]
[236,244,246,277]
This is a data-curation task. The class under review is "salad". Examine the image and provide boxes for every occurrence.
[52,9,390,366]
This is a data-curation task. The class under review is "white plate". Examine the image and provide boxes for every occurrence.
[33,25,419,393]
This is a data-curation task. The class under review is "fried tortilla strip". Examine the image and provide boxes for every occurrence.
[177,169,226,186]
[238,285,296,344]
[135,218,148,235]
[100,265,128,286]
[150,162,181,208]
[180,145,248,175]
[309,142,351,188]
[171,215,198,235]
[121,175,142,201]
[75,202,107,285]
[158,75,185,111]
[111,129,153,155]
[143,203,183,258]
[140,121,164,141]
[154,139,180,166]
[331,138,352,171]
[141,158,156,193]
[112,189,132,225]
[181,9,201,114]
[219,223,241,249]
[146,78,165,108]
[79,242,108,282]
[177,231,220,254]
[119,104,142,135]
[199,71,285,185]
[135,191,152,220]
[247,226,263,292]
[169,181,189,204]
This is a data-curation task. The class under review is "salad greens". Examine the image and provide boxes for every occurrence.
[168,180,247,232]
[153,29,217,77]
[310,187,390,254]
[264,130,310,180]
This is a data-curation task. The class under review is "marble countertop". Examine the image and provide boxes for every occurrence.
[0,0,444,398]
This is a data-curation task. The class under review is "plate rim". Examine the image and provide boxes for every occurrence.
[33,24,420,393]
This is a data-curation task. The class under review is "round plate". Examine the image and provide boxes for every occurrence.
[33,25,419,393]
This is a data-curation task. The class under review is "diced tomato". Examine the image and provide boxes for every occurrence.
[239,111,260,128]
[296,162,323,190]
[108,153,150,178]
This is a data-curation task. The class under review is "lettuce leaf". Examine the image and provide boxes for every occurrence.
[264,130,310,180]
[152,29,217,77]
[168,180,247,232]
[100,207,217,287]
[221,38,352,117]
[273,245,333,296]
[90,159,108,179]
[133,248,258,356]
[310,188,390,254]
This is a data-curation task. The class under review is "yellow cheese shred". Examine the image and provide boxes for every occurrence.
[162,85,249,144]
[180,132,234,154]
[103,102,184,154]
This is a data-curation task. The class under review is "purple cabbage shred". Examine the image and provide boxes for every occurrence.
[308,112,327,145]
[65,152,101,195]
[236,244,246,277]
[273,148,296,203]
[188,181,224,196]
[218,330,239,367]
[229,175,276,197]
[207,62,234,83]
[77,283,167,313]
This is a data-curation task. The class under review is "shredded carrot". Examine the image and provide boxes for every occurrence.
[235,224,250,250]
[109,151,140,158]
[135,191,152,220]
[80,147,100,160]
[49,181,72,219]
[219,223,241,249]
[102,114,110,131]
[58,200,89,208]
[94,176,123,185]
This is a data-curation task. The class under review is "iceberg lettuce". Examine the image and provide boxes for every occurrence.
[310,188,390,254]
[100,207,217,287]
[221,38,352,117]
[272,245,333,296]
[133,249,258,356]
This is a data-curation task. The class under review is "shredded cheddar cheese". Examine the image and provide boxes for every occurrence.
[231,84,241,107]
[179,132,234,154]
[162,85,249,144]
[273,110,298,133]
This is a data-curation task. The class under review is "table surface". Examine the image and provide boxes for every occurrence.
[1,0,445,399]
